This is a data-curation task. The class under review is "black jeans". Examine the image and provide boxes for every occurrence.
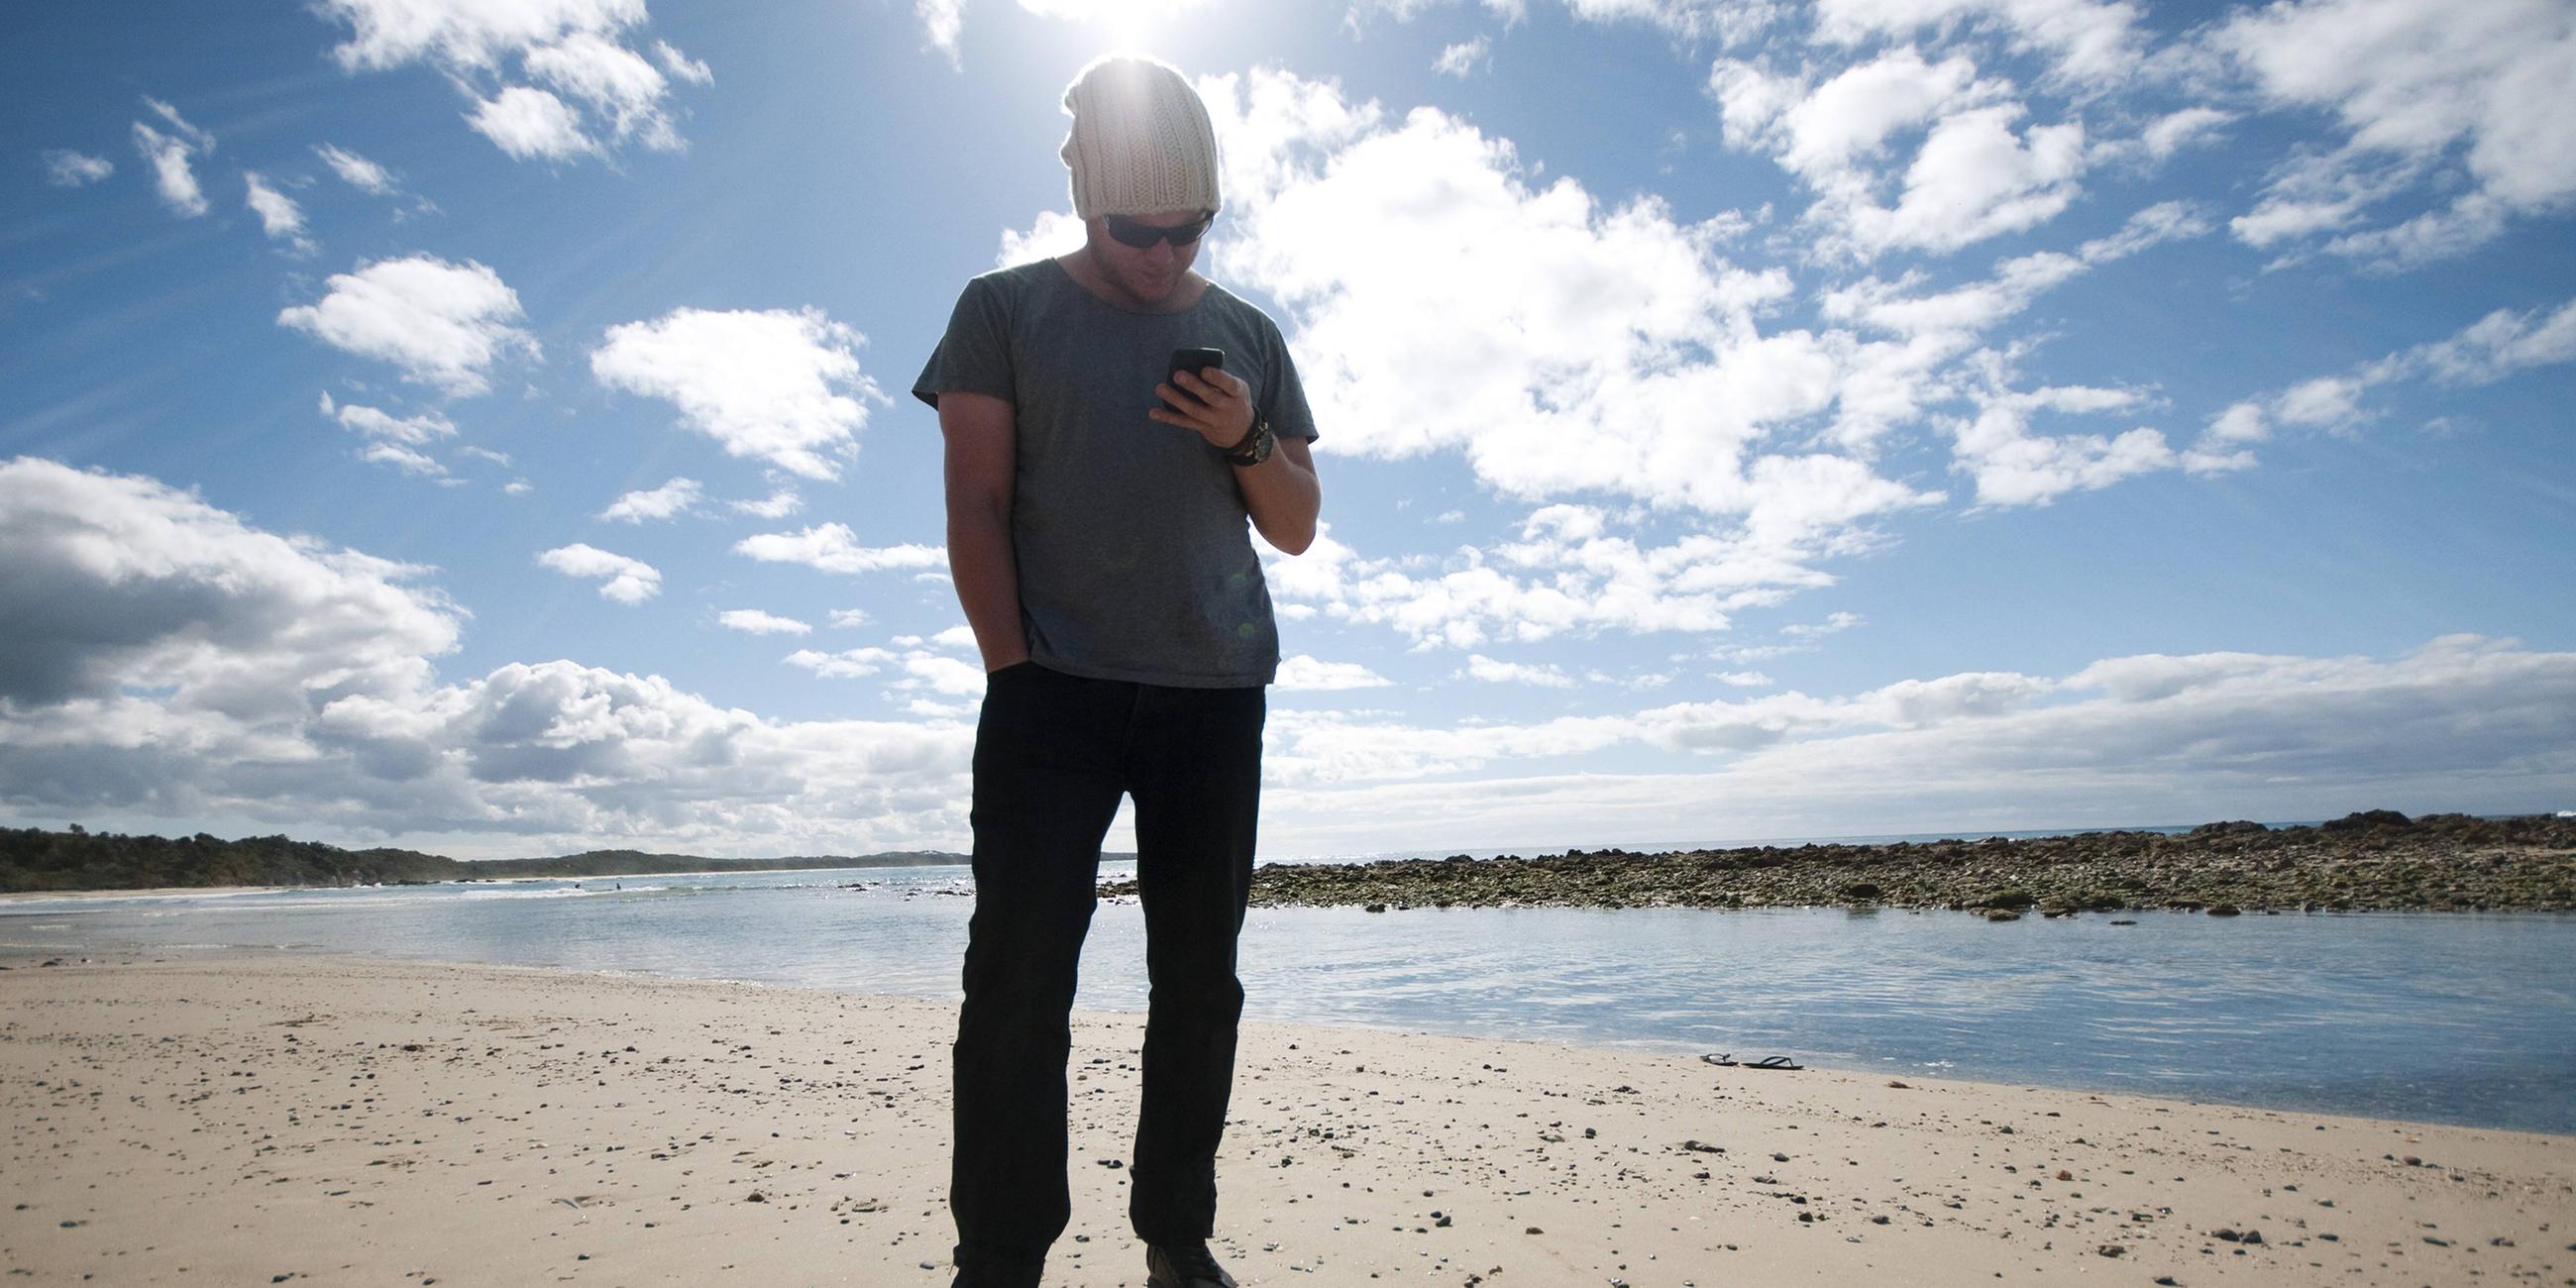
[950,663,1265,1285]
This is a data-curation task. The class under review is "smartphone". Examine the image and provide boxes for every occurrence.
[1169,347,1224,384]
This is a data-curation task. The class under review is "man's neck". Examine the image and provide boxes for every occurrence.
[1056,249,1209,314]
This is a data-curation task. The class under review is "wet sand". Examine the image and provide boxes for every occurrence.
[2,950,2567,1285]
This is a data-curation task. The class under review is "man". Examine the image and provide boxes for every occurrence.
[911,54,1324,1288]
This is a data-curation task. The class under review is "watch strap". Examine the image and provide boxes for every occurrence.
[1223,417,1274,467]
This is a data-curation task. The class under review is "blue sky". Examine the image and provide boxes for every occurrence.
[3,0,2571,861]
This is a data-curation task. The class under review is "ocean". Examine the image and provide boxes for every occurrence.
[5,858,2571,1135]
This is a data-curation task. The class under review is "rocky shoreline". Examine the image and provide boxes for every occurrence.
[1103,811,2576,915]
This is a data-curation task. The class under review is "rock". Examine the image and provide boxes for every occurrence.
[2320,809,2412,831]
[2190,820,2270,836]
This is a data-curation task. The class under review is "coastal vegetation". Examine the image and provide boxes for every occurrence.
[1103,811,2576,914]
[0,826,960,894]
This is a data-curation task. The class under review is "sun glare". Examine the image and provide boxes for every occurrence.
[1020,0,1213,55]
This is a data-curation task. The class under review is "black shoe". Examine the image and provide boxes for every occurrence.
[1145,1240,1238,1288]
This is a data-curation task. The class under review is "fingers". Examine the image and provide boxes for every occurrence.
[1156,370,1253,445]
[1173,368,1247,401]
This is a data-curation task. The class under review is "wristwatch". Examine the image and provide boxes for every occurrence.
[1223,417,1274,467]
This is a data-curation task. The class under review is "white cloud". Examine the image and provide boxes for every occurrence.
[1858,105,2087,253]
[1710,50,2091,257]
[278,256,540,397]
[319,392,458,448]
[917,0,965,65]
[2217,0,2576,268]
[537,543,661,603]
[243,171,317,255]
[143,96,213,151]
[1811,0,2148,86]
[1714,670,1773,686]
[2274,374,2373,430]
[784,646,894,679]
[361,442,452,479]
[316,0,705,161]
[1783,611,1863,637]
[1255,635,2576,852]
[2217,295,2576,438]
[319,0,648,69]
[1822,200,2204,341]
[1742,48,1986,179]
[1812,203,2217,504]
[654,39,712,83]
[1464,654,1577,687]
[1275,656,1396,692]
[996,210,1086,268]
[1266,509,1859,651]
[1435,37,1491,77]
[718,609,812,635]
[0,474,977,852]
[42,150,114,187]
[524,32,683,151]
[1193,69,1938,553]
[2200,401,2268,447]
[131,101,211,217]
[729,488,804,519]
[2139,106,2232,159]
[734,523,944,575]
[827,608,872,630]
[1534,0,1749,41]
[599,478,702,523]
[314,143,396,194]
[8,461,2567,859]
[590,307,883,481]
[786,643,985,698]
[2412,298,2576,385]
[0,457,461,716]
[902,654,987,697]
[1946,372,2175,507]
[467,85,597,161]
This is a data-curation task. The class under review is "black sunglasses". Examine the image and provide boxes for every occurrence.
[1104,212,1215,249]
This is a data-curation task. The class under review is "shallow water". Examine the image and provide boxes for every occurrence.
[6,861,2570,1134]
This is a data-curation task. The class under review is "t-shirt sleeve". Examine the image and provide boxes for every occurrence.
[912,275,1016,410]
[1261,321,1320,444]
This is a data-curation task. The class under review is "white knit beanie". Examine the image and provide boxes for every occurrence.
[1059,55,1222,220]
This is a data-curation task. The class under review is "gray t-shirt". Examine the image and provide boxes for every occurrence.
[912,258,1318,688]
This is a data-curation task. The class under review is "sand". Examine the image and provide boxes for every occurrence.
[2,950,2567,1286]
